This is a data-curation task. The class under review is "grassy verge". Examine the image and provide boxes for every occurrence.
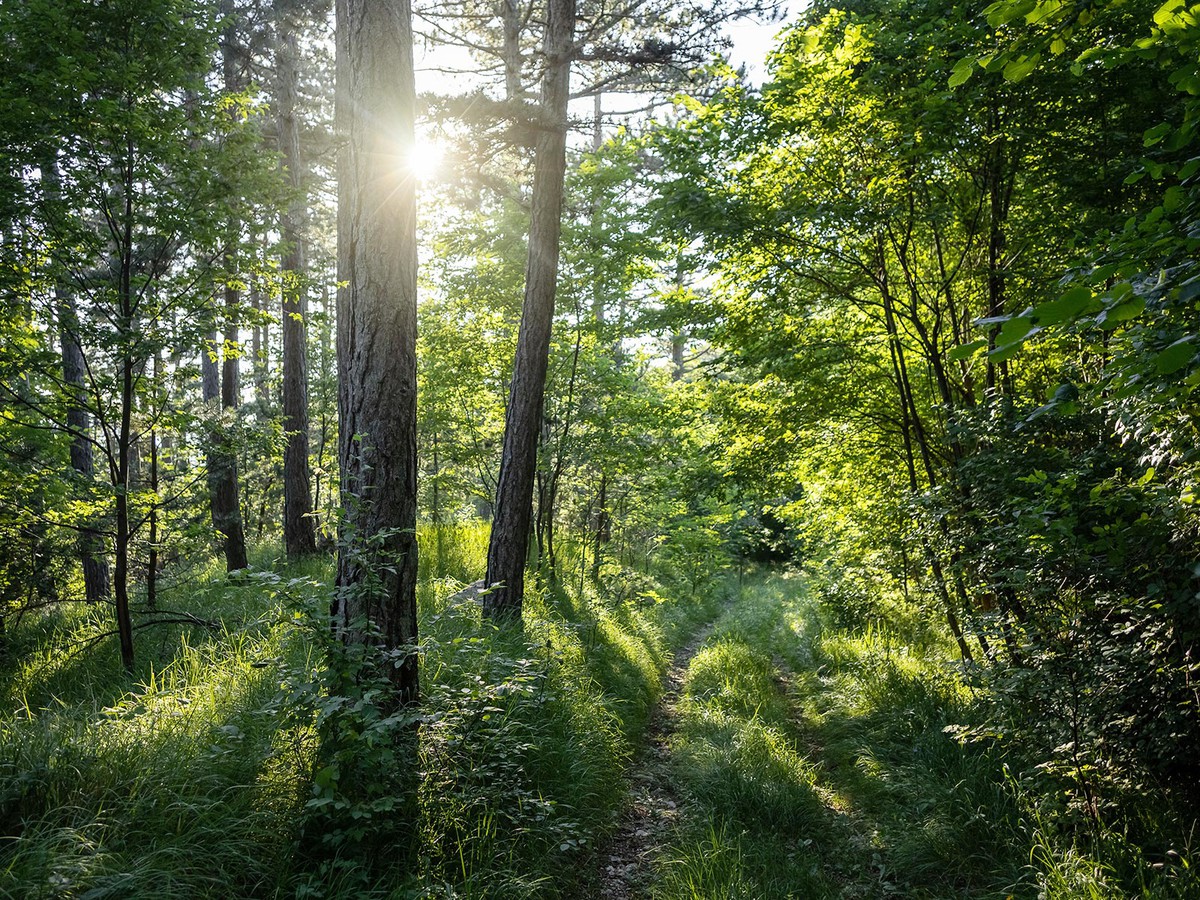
[0,524,721,899]
[654,570,1200,899]
[656,569,1027,898]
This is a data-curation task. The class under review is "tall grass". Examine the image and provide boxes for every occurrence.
[653,571,1042,899]
[0,528,716,899]
[0,558,316,899]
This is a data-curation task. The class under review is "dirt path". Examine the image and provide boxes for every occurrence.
[588,619,719,900]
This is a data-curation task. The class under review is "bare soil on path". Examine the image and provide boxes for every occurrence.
[585,618,719,900]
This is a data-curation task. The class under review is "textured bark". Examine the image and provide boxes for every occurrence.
[501,0,523,101]
[203,330,247,572]
[484,0,575,619]
[114,166,137,672]
[334,0,420,705]
[277,1,317,558]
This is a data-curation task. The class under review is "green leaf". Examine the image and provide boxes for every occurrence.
[1052,382,1079,403]
[949,57,976,88]
[1154,0,1185,26]
[1144,122,1172,147]
[989,340,1027,363]
[997,315,1035,345]
[988,0,1036,26]
[1154,339,1195,374]
[1003,54,1040,82]
[1098,296,1145,328]
[1030,286,1093,325]
[948,338,988,360]
[1178,277,1200,303]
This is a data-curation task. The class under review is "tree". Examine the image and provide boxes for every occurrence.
[333,0,421,704]
[478,0,772,617]
[277,0,319,558]
[484,0,576,618]
[47,159,111,605]
[0,0,272,669]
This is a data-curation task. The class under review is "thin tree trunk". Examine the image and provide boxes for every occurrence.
[114,172,137,672]
[334,0,421,706]
[591,471,607,582]
[221,283,249,570]
[203,331,246,571]
[147,421,159,612]
[501,0,523,101]
[484,0,575,619]
[878,248,973,663]
[277,0,318,558]
[208,0,249,573]
[983,96,1014,398]
[314,282,334,524]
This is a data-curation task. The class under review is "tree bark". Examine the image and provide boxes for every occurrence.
[334,0,421,706]
[205,0,249,573]
[501,0,523,102]
[277,0,318,558]
[203,330,246,572]
[114,168,137,672]
[484,0,575,619]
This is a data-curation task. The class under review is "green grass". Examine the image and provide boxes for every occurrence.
[652,570,1200,900]
[0,558,316,898]
[0,526,719,899]
[6,541,1191,899]
[652,572,1029,899]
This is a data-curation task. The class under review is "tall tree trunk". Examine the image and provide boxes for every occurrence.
[114,177,137,672]
[983,96,1015,398]
[591,471,607,582]
[334,0,420,706]
[221,281,249,570]
[147,400,159,611]
[484,0,575,619]
[501,0,523,101]
[277,0,317,558]
[250,264,270,407]
[314,283,334,525]
[203,331,246,571]
[47,158,111,604]
[207,0,249,572]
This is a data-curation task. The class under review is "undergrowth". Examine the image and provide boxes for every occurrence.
[0,523,717,899]
[654,570,1200,900]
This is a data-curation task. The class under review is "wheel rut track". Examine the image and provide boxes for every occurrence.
[588,617,719,900]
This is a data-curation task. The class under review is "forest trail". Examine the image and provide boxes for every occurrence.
[589,611,723,899]
[580,574,941,899]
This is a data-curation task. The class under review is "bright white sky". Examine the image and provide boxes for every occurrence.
[725,6,796,85]
[414,5,797,94]
[406,5,797,181]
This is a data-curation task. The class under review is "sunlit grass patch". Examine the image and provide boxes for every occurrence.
[0,571,313,899]
[676,710,824,834]
[651,576,836,898]
[653,821,834,900]
[405,561,706,897]
[790,604,1033,895]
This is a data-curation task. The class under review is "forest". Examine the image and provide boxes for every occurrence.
[0,0,1198,896]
